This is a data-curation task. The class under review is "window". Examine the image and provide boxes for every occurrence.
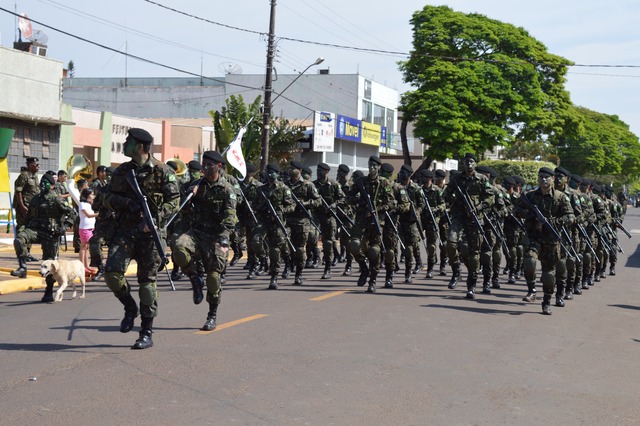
[373,104,385,126]
[362,100,372,123]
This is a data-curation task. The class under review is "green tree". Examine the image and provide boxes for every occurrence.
[556,106,640,185]
[209,94,303,173]
[67,60,75,78]
[399,5,580,172]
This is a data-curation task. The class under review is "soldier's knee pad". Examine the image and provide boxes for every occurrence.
[366,245,379,261]
[523,257,537,276]
[349,239,361,256]
[541,270,555,289]
[384,250,395,265]
[104,272,126,293]
[139,283,157,306]
[173,248,191,269]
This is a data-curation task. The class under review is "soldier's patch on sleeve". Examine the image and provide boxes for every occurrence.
[400,189,406,195]
[285,189,291,196]
[168,174,177,183]
[230,193,237,200]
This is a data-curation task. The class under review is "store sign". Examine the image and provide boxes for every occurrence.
[312,111,336,152]
[335,114,385,147]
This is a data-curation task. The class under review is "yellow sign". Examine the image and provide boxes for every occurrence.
[361,122,382,147]
[0,158,9,192]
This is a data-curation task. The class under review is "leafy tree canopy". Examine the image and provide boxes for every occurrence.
[399,5,580,163]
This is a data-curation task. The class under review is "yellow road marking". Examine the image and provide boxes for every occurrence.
[310,290,350,301]
[194,314,268,334]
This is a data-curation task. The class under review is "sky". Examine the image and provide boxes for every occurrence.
[1,0,640,136]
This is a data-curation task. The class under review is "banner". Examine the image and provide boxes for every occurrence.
[312,111,335,152]
[226,127,247,180]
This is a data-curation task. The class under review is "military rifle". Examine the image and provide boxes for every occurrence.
[357,178,386,254]
[519,192,572,258]
[336,205,355,227]
[237,185,259,225]
[258,187,296,253]
[126,170,175,291]
[604,223,625,254]
[590,223,613,254]
[419,189,443,248]
[559,225,580,259]
[486,209,511,261]
[614,218,632,239]
[319,196,351,238]
[289,189,322,235]
[577,223,599,264]
[407,197,429,252]
[165,178,203,229]
[384,211,405,251]
[451,179,491,247]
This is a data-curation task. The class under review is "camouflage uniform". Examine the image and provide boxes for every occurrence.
[397,167,425,283]
[443,157,495,298]
[336,168,355,275]
[434,171,450,275]
[348,157,395,293]
[13,168,40,229]
[240,171,266,279]
[420,172,446,278]
[171,163,236,330]
[514,168,574,315]
[104,153,180,343]
[379,165,409,288]
[313,164,345,279]
[89,178,115,277]
[556,171,584,304]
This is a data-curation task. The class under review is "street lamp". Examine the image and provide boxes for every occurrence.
[260,57,325,171]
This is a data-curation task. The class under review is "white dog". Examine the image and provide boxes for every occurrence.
[39,259,86,302]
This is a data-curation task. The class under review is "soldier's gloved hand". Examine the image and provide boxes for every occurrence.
[218,237,230,248]
[127,200,142,213]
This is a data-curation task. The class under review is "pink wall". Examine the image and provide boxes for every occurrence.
[73,127,103,148]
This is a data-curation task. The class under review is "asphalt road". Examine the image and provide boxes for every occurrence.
[1,210,640,425]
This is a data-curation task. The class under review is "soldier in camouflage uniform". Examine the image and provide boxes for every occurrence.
[579,179,598,289]
[348,156,396,293]
[255,163,295,289]
[11,173,77,302]
[336,164,355,275]
[89,165,115,280]
[566,174,591,297]
[606,187,623,276]
[287,160,321,285]
[314,162,345,280]
[592,184,611,283]
[443,154,495,299]
[13,157,41,262]
[397,164,425,283]
[420,170,446,279]
[502,176,523,284]
[240,164,266,279]
[514,167,574,315]
[103,128,180,350]
[553,167,583,306]
[171,151,236,331]
[434,169,450,276]
[378,163,408,288]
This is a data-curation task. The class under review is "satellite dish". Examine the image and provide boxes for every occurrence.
[28,30,48,46]
[218,62,242,75]
[18,13,32,40]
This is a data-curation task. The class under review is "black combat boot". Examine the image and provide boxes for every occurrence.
[542,294,552,315]
[11,256,28,279]
[412,258,424,275]
[41,275,56,303]
[132,317,153,349]
[357,261,369,287]
[425,257,435,279]
[384,268,393,289]
[522,283,537,302]
[311,248,321,268]
[332,245,340,267]
[609,264,616,276]
[26,252,39,262]
[201,302,218,331]
[466,273,477,299]
[573,281,582,295]
[321,264,331,280]
[257,258,269,275]
[507,272,516,284]
[229,248,242,267]
[118,292,139,333]
[247,260,258,279]
[339,246,346,263]
[555,286,565,307]
[439,258,447,276]
[404,268,413,284]
[189,274,205,305]
[448,263,461,289]
[565,279,573,300]
[281,258,291,279]
[481,278,491,294]
[491,274,501,289]
[367,272,377,293]
[294,266,303,285]
[93,263,106,281]
[170,266,183,281]
[343,257,352,276]
[268,273,278,290]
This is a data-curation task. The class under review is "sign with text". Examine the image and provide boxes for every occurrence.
[312,111,336,152]
[335,114,385,147]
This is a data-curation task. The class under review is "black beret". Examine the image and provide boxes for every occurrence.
[246,163,257,174]
[463,153,476,161]
[489,167,498,179]
[26,157,39,164]
[317,162,330,171]
[203,151,225,165]
[302,166,312,176]
[45,170,56,176]
[554,166,571,177]
[352,170,364,180]
[538,167,554,177]
[290,160,304,170]
[338,164,350,174]
[570,174,582,184]
[380,163,394,174]
[166,161,179,171]
[400,164,413,174]
[502,176,516,186]
[368,155,382,165]
[128,128,153,144]
[421,169,434,178]
[512,175,525,185]
[266,163,280,173]
[188,160,202,171]
[476,165,491,175]
[435,169,446,178]
[106,166,116,174]
[592,184,603,194]
[41,173,56,185]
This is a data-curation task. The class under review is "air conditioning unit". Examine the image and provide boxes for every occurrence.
[32,45,47,56]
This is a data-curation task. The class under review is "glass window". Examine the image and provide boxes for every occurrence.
[373,104,385,126]
[362,100,372,123]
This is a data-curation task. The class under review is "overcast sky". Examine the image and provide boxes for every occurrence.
[2,0,639,137]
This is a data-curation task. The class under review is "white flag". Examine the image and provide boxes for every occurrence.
[226,127,247,180]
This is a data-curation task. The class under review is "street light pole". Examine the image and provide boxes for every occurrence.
[260,0,277,173]
[270,57,324,105]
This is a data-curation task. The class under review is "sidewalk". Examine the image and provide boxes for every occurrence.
[0,234,143,295]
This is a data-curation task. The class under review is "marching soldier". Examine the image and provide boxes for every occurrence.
[13,157,41,262]
[314,162,345,279]
[397,164,425,283]
[502,176,523,284]
[89,165,115,280]
[11,173,77,302]
[254,163,295,289]
[434,169,449,276]
[379,163,409,287]
[443,154,495,299]
[347,156,395,293]
[240,164,266,279]
[420,170,446,279]
[171,151,236,331]
[103,128,180,349]
[336,164,355,275]
[567,174,591,296]
[514,167,574,315]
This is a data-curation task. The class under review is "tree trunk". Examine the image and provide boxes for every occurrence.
[400,116,412,166]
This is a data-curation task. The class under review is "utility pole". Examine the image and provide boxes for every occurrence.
[260,0,277,172]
